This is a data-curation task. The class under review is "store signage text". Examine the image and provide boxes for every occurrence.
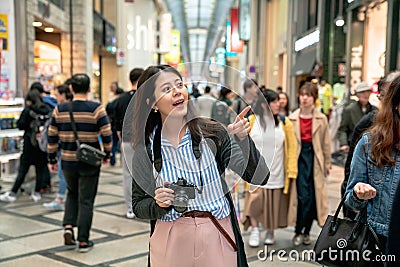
[127,16,155,51]
[294,29,320,52]
[350,45,363,94]
[126,15,171,52]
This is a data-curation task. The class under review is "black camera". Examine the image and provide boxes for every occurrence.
[165,178,197,213]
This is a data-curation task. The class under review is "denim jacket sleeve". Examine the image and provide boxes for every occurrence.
[344,133,369,211]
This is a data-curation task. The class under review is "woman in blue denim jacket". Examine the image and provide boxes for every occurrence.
[345,75,400,249]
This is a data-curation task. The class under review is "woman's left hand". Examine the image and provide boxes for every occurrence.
[228,106,251,141]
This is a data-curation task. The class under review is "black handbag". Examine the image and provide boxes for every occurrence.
[69,102,106,167]
[313,195,383,267]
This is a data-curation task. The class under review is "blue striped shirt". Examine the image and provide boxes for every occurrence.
[150,128,231,221]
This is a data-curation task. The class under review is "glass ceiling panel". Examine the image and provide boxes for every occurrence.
[164,0,232,72]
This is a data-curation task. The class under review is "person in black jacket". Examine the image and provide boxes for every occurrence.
[0,89,52,202]
[113,67,144,218]
[106,88,123,166]
[125,65,269,267]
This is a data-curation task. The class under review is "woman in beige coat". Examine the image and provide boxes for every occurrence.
[288,82,331,246]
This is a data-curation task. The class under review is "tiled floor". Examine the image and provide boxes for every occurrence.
[0,164,344,266]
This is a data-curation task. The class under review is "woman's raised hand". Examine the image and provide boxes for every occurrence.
[228,106,251,141]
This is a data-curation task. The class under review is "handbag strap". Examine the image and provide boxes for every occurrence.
[68,102,81,147]
[332,194,383,252]
[330,194,367,233]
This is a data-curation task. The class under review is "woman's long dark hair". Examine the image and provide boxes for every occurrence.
[370,75,400,167]
[279,92,290,116]
[132,65,225,147]
[254,88,279,130]
[26,89,44,110]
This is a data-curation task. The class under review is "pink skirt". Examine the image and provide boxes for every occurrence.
[150,216,237,267]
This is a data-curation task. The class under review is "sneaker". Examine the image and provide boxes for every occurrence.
[126,210,136,219]
[248,227,260,247]
[303,234,312,245]
[78,240,94,253]
[264,230,274,245]
[43,199,64,211]
[293,234,303,246]
[64,228,76,246]
[30,192,42,202]
[0,191,16,202]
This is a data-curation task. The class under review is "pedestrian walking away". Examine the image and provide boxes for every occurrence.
[47,73,112,253]
[0,88,52,203]
[114,67,144,219]
[43,84,73,211]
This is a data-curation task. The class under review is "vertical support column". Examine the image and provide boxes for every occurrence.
[385,0,399,74]
[14,0,27,96]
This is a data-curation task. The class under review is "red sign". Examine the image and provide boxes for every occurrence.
[230,8,244,53]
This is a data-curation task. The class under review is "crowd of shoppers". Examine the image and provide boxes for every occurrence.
[1,62,400,267]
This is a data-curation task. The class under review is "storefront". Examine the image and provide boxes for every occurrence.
[346,0,399,95]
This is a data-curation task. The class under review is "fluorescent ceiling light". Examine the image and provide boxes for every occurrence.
[294,29,320,52]
[32,21,42,27]
[44,27,54,32]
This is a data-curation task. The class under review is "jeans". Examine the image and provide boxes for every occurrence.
[110,128,119,166]
[121,144,132,212]
[57,149,66,199]
[63,166,100,243]
[295,142,317,235]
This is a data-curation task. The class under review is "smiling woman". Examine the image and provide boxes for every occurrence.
[127,65,270,267]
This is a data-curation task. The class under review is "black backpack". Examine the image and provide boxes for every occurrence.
[211,100,231,125]
[29,110,52,152]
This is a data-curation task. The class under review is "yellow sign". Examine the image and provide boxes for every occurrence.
[0,14,8,51]
[164,29,180,65]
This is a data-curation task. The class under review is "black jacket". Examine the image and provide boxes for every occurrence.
[341,110,377,218]
[337,101,377,146]
[131,128,270,267]
[113,90,135,132]
[18,104,52,163]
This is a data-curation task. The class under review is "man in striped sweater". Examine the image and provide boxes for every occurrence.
[48,73,112,253]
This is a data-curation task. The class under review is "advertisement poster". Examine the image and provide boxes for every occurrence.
[0,14,8,51]
[34,41,62,93]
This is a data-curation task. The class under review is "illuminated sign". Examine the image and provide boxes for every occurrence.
[294,29,320,52]
[230,8,244,52]
[239,0,251,41]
